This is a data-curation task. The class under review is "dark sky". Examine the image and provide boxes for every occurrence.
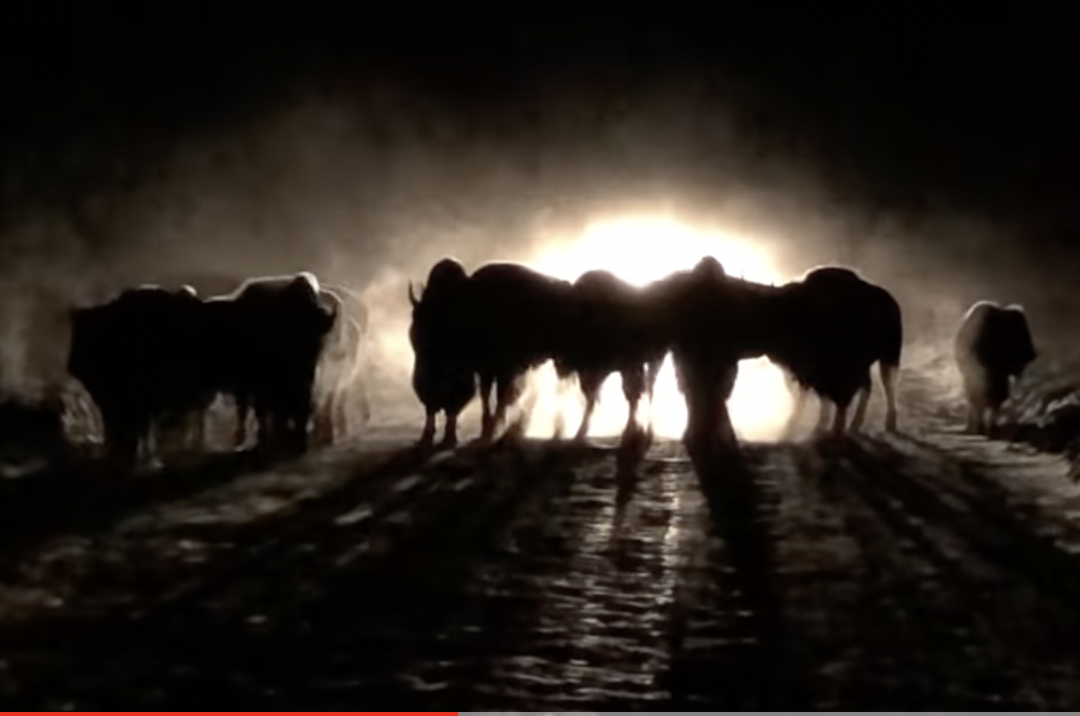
[2,4,1079,249]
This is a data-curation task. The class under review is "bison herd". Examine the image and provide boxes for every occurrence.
[65,272,369,469]
[49,253,1039,472]
[408,256,1038,452]
[408,256,907,452]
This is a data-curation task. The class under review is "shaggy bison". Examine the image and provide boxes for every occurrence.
[555,269,668,441]
[954,300,1037,435]
[408,258,477,448]
[466,263,576,441]
[656,259,902,447]
[659,256,774,448]
[311,284,371,447]
[202,272,337,454]
[408,259,577,447]
[68,272,337,467]
[763,266,903,436]
[67,284,208,467]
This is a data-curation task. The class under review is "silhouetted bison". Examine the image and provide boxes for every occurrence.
[763,266,903,435]
[659,256,773,448]
[556,269,669,440]
[67,284,207,467]
[462,262,577,442]
[312,284,371,447]
[409,259,576,447]
[408,258,477,448]
[954,300,1037,435]
[656,259,902,446]
[203,272,337,454]
[69,273,337,467]
[167,273,357,449]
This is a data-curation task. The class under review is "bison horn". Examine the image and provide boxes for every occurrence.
[408,281,419,307]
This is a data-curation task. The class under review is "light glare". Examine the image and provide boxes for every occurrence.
[524,215,795,441]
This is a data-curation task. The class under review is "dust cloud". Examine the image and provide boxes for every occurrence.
[0,80,1072,445]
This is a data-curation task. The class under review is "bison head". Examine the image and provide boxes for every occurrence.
[409,258,470,310]
[693,255,727,280]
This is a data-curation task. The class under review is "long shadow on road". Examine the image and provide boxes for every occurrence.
[844,433,1080,611]
[814,432,1080,708]
[0,435,605,710]
[15,425,1073,709]
[0,451,267,574]
[662,436,803,711]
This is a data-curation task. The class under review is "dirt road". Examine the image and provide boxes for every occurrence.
[3,371,1080,709]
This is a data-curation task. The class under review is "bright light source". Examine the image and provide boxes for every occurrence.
[523,215,795,441]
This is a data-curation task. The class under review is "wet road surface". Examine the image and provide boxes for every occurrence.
[5,383,1080,708]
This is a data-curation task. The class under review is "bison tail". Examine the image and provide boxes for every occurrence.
[880,292,904,369]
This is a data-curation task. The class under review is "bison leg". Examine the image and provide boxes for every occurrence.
[492,375,523,439]
[440,411,459,449]
[334,391,350,440]
[193,410,207,452]
[234,395,251,449]
[118,412,150,471]
[254,403,276,450]
[700,379,738,446]
[831,401,850,436]
[576,397,597,442]
[289,396,314,454]
[98,407,132,469]
[311,393,335,448]
[418,408,437,449]
[142,414,167,469]
[621,365,647,437]
[814,396,832,435]
[880,363,899,433]
[323,377,352,444]
[139,420,155,464]
[716,400,738,445]
[478,374,496,442]
[643,356,664,434]
[715,363,740,445]
[645,356,663,399]
[849,386,872,433]
[685,376,737,447]
[355,379,372,425]
[576,371,605,442]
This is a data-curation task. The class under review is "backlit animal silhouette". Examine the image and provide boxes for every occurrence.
[954,300,1037,435]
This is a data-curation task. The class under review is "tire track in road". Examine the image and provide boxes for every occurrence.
[455,440,692,710]
[816,437,1042,709]
[857,429,1080,707]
